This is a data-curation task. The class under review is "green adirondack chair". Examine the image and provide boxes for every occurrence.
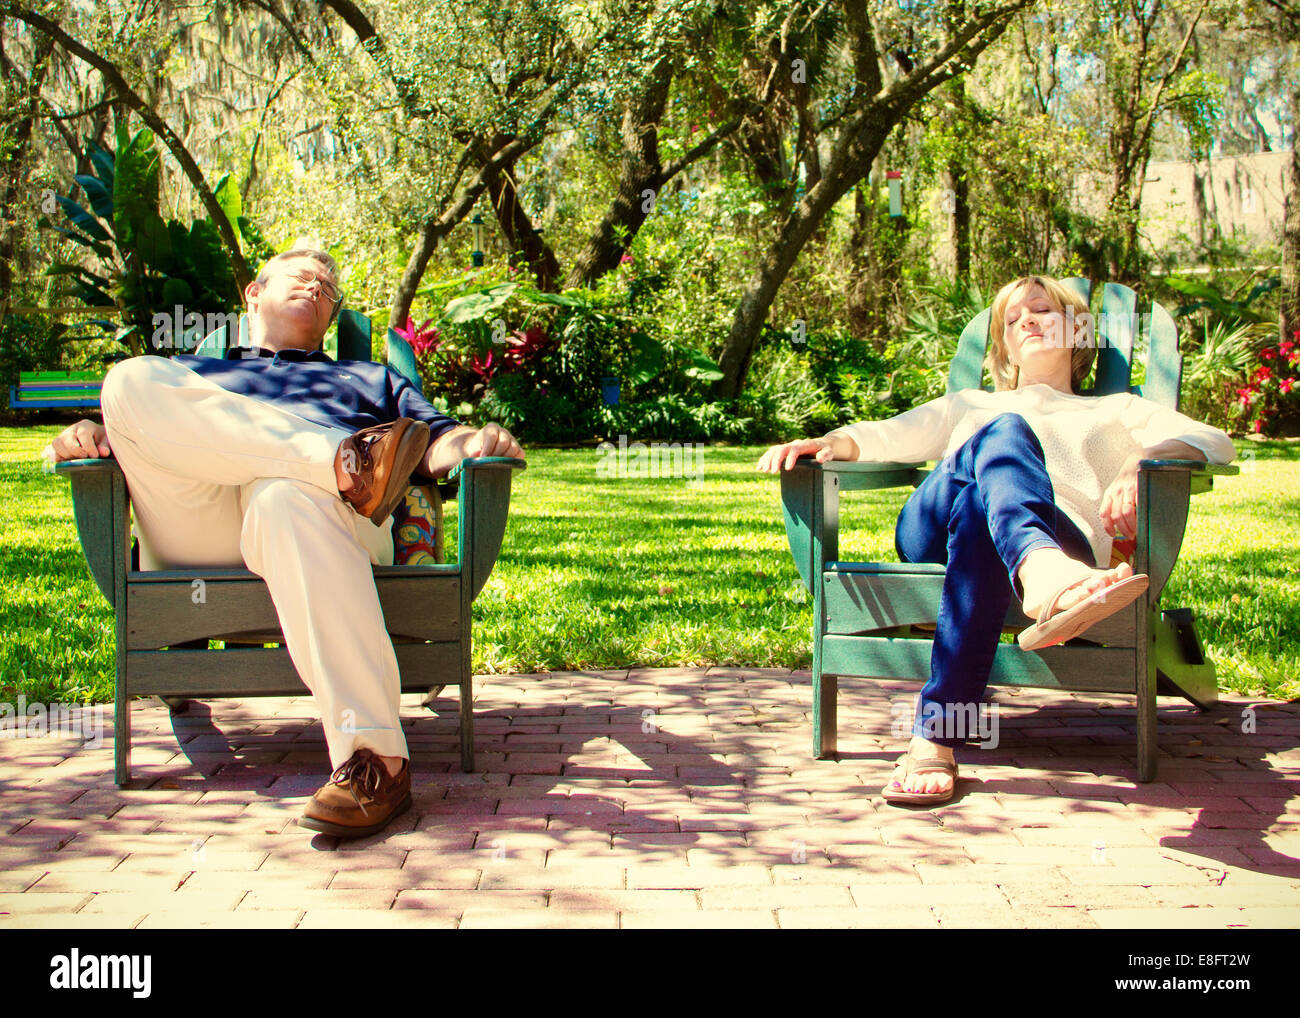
[778,279,1237,782]
[56,309,524,785]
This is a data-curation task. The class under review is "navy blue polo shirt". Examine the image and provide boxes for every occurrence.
[174,347,461,444]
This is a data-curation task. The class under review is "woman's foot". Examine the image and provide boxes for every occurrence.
[1017,548,1133,620]
[883,736,958,804]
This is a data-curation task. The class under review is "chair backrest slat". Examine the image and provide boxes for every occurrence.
[336,309,372,362]
[1096,283,1138,396]
[385,329,424,394]
[947,308,991,392]
[1143,299,1182,409]
[193,310,373,363]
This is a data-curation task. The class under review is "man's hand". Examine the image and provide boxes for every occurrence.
[462,422,523,459]
[43,419,112,463]
[420,423,524,478]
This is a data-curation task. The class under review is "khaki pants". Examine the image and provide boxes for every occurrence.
[100,356,407,767]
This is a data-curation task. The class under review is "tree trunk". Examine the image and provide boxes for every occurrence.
[945,163,970,281]
[1281,79,1300,346]
[0,30,54,316]
[713,130,885,399]
[566,58,676,288]
[483,140,560,291]
[388,135,536,329]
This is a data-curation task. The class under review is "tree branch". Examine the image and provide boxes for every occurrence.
[2,1,251,289]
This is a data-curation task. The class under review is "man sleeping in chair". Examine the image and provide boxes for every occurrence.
[45,248,524,838]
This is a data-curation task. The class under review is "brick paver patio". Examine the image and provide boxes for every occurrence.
[1,668,1297,929]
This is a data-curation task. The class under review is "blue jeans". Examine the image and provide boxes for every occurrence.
[894,413,1094,747]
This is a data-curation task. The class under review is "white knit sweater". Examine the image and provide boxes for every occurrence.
[826,383,1238,567]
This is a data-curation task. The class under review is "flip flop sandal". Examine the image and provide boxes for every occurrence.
[1017,572,1150,652]
[881,750,959,806]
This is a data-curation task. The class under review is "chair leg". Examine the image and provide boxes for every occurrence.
[814,672,838,759]
[114,689,131,787]
[1155,608,1219,710]
[459,672,475,773]
[1136,649,1158,783]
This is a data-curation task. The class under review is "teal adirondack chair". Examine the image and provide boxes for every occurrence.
[56,309,524,785]
[778,279,1237,782]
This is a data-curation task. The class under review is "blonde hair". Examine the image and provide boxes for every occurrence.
[988,275,1096,393]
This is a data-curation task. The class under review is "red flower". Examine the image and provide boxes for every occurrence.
[1281,377,1295,395]
[504,325,548,365]
[1253,419,1264,434]
[470,350,497,380]
[396,316,440,355]
[1254,365,1273,383]
[620,253,634,265]
[1280,340,1295,357]
[1261,348,1276,360]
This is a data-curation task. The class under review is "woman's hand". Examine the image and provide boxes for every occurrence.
[1099,454,1141,539]
[757,437,838,473]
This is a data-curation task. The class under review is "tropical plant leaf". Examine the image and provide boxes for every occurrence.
[626,330,665,384]
[44,263,112,290]
[74,174,114,220]
[440,283,517,324]
[54,195,111,242]
[212,173,244,250]
[682,348,724,381]
[43,224,112,259]
[113,122,162,254]
[87,142,114,190]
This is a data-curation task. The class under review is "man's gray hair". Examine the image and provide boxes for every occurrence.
[256,248,339,285]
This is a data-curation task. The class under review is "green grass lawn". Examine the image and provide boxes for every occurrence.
[3,424,1297,704]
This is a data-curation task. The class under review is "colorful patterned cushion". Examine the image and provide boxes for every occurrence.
[392,485,441,565]
[1109,536,1136,568]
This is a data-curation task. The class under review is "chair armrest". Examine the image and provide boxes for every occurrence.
[452,457,526,601]
[778,458,925,593]
[52,457,122,475]
[447,455,526,483]
[782,456,927,492]
[1138,458,1238,497]
[1138,458,1238,474]
[1133,459,1237,600]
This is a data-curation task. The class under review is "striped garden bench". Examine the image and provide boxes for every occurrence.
[9,370,104,409]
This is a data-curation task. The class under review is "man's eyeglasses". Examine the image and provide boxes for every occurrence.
[284,267,344,318]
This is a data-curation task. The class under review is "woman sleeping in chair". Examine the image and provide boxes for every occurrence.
[757,274,1236,806]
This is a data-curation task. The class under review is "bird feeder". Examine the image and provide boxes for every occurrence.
[471,213,485,267]
[886,171,902,217]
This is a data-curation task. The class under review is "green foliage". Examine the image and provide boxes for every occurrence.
[6,426,1297,700]
[1167,271,1283,433]
[1180,319,1274,432]
[739,343,838,441]
[0,314,67,411]
[1165,274,1279,327]
[412,266,727,442]
[41,126,253,356]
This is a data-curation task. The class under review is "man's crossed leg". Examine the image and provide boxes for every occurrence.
[100,355,413,834]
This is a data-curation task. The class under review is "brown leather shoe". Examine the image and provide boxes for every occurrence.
[337,418,431,523]
[298,749,412,838]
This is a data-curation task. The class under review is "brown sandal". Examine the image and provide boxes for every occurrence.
[882,748,959,806]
